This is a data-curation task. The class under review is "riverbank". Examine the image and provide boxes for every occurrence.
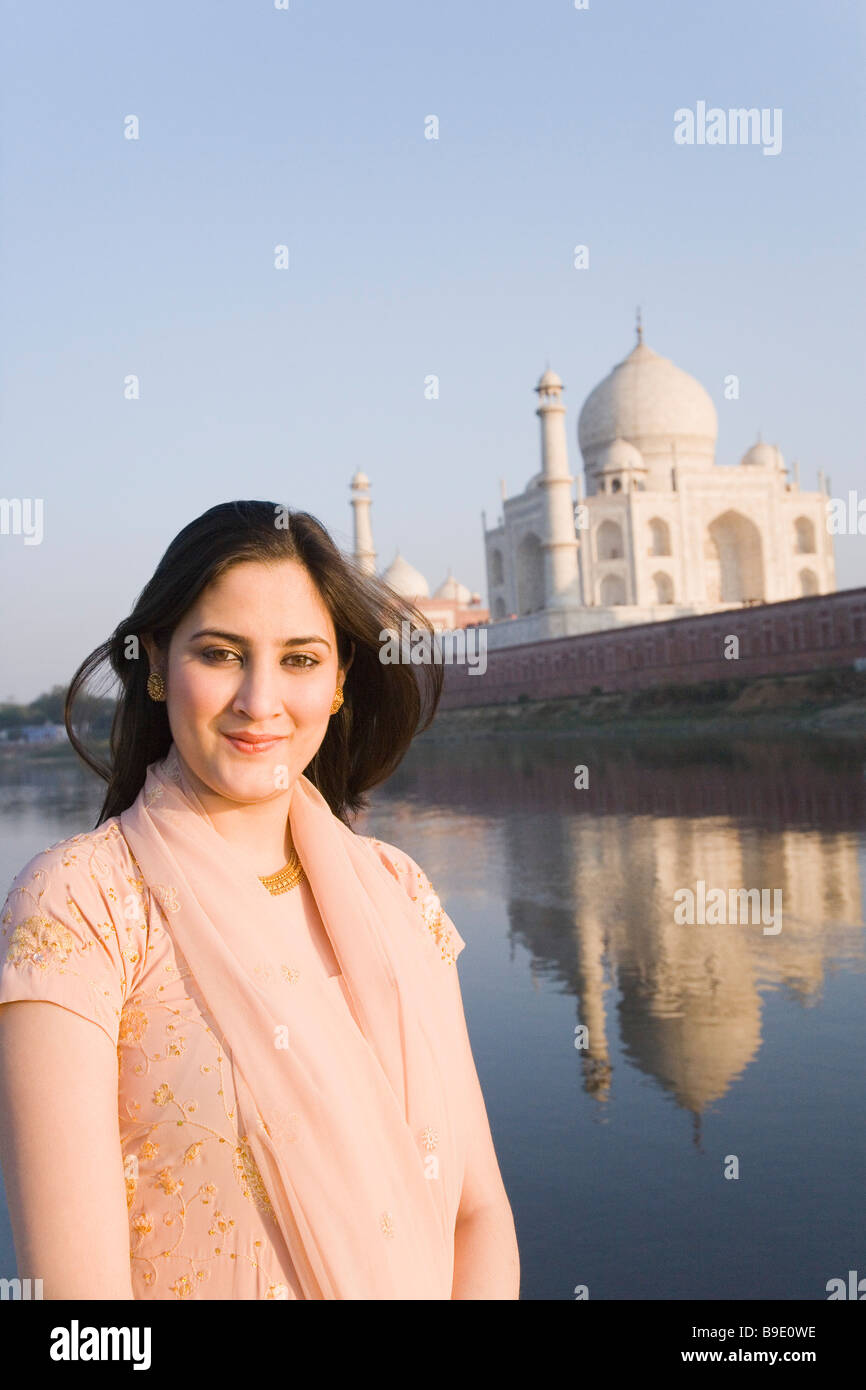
[0,739,110,765]
[425,667,866,740]
[1,668,864,759]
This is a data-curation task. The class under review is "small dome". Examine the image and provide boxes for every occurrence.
[595,437,647,474]
[537,368,563,390]
[351,470,370,488]
[740,441,784,470]
[382,551,430,598]
[524,470,544,493]
[434,570,472,603]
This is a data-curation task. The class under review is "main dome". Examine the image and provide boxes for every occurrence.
[578,339,718,470]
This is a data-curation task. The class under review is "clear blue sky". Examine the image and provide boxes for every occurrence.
[1,0,863,701]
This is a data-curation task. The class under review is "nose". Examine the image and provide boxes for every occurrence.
[231,659,285,725]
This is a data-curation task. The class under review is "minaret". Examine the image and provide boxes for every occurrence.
[536,368,580,607]
[350,471,376,573]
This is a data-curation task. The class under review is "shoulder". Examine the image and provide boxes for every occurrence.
[0,818,149,1000]
[359,835,465,964]
[3,817,143,908]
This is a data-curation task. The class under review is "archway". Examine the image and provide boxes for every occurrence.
[799,568,819,596]
[704,511,765,602]
[516,532,545,615]
[652,571,674,604]
[596,519,624,561]
[795,517,816,554]
[649,517,671,556]
[600,573,626,605]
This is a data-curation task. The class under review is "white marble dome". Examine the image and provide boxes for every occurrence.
[740,441,785,470]
[351,469,370,488]
[434,570,472,603]
[578,339,718,466]
[382,551,430,598]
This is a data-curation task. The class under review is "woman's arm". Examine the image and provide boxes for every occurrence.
[449,975,520,1300]
[0,1000,135,1299]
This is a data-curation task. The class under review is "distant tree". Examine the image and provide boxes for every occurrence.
[0,684,116,738]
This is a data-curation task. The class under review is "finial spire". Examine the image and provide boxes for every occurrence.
[636,306,643,345]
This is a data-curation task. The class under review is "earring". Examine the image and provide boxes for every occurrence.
[329,686,344,715]
[147,671,166,702]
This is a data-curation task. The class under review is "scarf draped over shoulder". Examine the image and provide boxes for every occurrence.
[120,744,466,1300]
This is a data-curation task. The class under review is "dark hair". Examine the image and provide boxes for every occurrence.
[65,500,443,826]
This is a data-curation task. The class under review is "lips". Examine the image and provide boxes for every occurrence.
[221,732,285,755]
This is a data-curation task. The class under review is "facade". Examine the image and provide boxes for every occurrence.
[484,324,835,649]
[349,471,489,631]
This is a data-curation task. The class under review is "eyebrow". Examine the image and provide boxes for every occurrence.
[188,628,332,650]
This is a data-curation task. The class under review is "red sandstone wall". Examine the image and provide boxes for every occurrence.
[440,588,866,707]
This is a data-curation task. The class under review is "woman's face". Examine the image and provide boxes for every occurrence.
[146,558,348,808]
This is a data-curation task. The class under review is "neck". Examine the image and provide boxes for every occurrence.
[176,754,298,876]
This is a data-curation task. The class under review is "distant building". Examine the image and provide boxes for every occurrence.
[349,472,489,631]
[483,320,835,648]
[10,723,67,744]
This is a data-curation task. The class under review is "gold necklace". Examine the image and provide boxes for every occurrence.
[258,849,304,895]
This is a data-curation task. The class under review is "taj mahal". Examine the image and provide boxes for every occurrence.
[350,319,835,647]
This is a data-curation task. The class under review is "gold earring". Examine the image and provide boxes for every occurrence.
[329,686,344,715]
[147,671,166,702]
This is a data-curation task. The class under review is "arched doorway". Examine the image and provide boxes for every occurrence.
[516,532,545,615]
[704,511,765,602]
[596,520,624,561]
[794,518,816,554]
[649,518,671,556]
[652,571,674,604]
[600,573,626,605]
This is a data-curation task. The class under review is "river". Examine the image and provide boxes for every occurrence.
[1,734,864,1300]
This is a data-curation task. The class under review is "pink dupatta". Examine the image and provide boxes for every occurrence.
[119,744,465,1299]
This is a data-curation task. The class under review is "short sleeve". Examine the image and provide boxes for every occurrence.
[0,822,147,1048]
[363,836,466,965]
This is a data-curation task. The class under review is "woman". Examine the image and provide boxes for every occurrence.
[0,500,519,1300]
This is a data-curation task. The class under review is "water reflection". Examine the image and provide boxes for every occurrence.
[372,736,865,1122]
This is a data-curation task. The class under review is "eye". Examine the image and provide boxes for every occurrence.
[201,647,240,664]
[284,654,319,669]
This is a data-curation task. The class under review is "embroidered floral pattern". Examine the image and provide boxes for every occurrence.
[233,1137,275,1218]
[418,888,458,962]
[153,885,180,914]
[366,837,462,966]
[4,913,76,972]
[119,1004,149,1044]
